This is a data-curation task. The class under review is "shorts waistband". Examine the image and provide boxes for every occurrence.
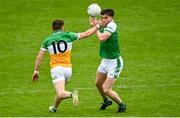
[102,56,122,61]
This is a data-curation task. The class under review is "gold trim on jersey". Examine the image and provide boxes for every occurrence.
[50,50,72,68]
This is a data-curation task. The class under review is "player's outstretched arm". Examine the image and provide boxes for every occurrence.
[79,24,99,39]
[32,50,45,82]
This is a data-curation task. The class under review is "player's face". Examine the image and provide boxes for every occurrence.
[100,14,112,26]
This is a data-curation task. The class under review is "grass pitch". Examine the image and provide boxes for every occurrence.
[0,0,180,117]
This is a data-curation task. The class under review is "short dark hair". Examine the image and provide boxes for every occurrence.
[101,9,114,17]
[52,19,64,31]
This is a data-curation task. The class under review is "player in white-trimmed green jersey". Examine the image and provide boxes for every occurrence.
[32,19,100,112]
[90,9,126,112]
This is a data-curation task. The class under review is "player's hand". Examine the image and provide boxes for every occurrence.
[98,18,104,27]
[89,16,97,26]
[32,71,39,82]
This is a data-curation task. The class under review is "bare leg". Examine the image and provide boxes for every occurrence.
[53,95,60,108]
[95,71,107,99]
[53,80,72,108]
[103,77,123,104]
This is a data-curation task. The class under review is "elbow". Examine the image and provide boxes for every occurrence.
[98,36,107,42]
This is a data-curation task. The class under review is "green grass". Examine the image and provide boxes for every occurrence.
[0,0,180,116]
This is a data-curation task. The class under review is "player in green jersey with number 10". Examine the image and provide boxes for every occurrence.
[90,8,126,112]
[32,19,100,112]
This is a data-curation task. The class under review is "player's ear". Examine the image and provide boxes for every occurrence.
[61,26,64,31]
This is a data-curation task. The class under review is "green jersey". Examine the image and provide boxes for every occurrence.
[99,21,120,59]
[41,30,79,68]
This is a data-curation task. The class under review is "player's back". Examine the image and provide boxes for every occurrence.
[41,30,79,68]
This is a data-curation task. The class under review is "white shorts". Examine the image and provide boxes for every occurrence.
[51,66,72,83]
[97,56,124,79]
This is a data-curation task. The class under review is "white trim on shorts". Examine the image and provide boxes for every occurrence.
[97,56,123,79]
[51,66,72,84]
[52,78,65,83]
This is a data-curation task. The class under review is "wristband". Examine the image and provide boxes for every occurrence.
[34,71,39,74]
[96,24,100,29]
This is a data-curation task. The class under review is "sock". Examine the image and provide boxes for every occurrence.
[103,98,109,103]
[53,106,57,111]
[70,92,73,98]
[119,102,125,107]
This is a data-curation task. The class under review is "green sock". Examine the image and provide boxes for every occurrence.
[103,98,108,103]
[119,102,124,106]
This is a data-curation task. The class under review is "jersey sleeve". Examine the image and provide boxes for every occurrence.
[67,32,80,41]
[104,22,117,33]
[40,39,48,51]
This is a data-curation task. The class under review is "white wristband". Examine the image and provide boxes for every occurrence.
[96,24,100,29]
[34,71,39,74]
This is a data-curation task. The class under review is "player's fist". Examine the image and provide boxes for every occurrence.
[32,71,39,82]
[98,19,104,27]
[89,16,97,26]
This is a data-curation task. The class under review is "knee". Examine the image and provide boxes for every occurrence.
[57,92,62,99]
[57,91,65,99]
[103,87,110,95]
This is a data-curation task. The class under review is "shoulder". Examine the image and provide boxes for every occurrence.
[105,21,117,33]
[44,34,54,42]
[43,36,50,43]
[107,21,117,28]
[40,36,50,50]
[64,32,80,41]
[66,32,79,36]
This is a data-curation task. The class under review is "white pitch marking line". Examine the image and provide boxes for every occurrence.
[0,83,179,95]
